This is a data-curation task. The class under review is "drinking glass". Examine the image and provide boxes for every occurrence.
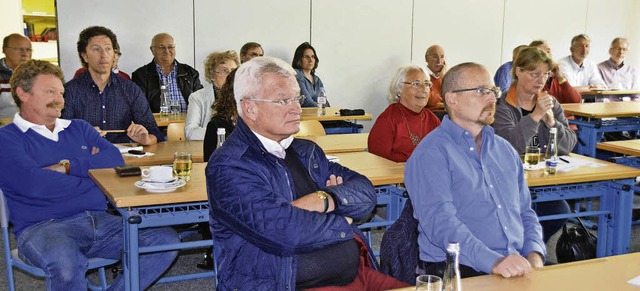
[173,152,192,181]
[416,275,442,291]
[524,146,540,168]
[170,100,181,115]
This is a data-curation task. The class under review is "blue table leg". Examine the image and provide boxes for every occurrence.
[608,179,633,255]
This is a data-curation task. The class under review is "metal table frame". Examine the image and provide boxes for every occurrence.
[570,117,640,157]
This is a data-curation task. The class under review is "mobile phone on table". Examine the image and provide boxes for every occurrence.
[128,149,146,155]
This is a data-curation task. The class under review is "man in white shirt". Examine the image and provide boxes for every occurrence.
[557,34,605,93]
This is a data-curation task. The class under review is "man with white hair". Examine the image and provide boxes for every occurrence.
[205,56,409,290]
[597,37,639,101]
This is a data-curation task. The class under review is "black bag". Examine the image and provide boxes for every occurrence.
[555,214,597,263]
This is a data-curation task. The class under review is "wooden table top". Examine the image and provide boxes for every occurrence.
[580,89,640,96]
[122,140,204,166]
[390,252,640,291]
[524,154,640,187]
[333,152,404,186]
[299,133,369,154]
[153,112,187,127]
[300,107,372,121]
[597,140,640,157]
[561,101,640,118]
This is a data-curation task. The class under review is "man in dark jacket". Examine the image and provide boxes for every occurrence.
[206,56,409,291]
[131,33,203,113]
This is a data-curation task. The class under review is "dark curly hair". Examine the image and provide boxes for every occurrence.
[211,68,238,123]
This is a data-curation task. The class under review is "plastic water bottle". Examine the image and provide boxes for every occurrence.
[317,89,327,116]
[443,242,462,291]
[160,85,170,116]
[545,128,558,175]
[216,128,226,150]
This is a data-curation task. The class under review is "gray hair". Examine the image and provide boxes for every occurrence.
[233,56,296,116]
[387,65,427,103]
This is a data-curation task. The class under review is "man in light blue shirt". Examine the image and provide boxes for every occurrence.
[405,62,545,279]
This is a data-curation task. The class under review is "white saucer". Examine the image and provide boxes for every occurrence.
[135,179,186,193]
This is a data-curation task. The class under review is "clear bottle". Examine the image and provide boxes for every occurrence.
[545,128,558,175]
[216,128,226,150]
[317,89,327,116]
[159,85,170,116]
[443,242,462,291]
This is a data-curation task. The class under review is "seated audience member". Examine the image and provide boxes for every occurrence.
[132,33,203,113]
[196,68,238,270]
[424,45,447,113]
[206,56,410,291]
[493,47,574,242]
[597,37,640,101]
[0,59,178,290]
[63,26,164,145]
[368,65,441,162]
[406,62,545,279]
[74,46,130,80]
[1,33,32,118]
[292,42,328,107]
[239,42,264,63]
[557,34,606,93]
[529,40,581,103]
[185,50,239,140]
[494,44,527,95]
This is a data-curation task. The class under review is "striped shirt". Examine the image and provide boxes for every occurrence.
[154,62,187,112]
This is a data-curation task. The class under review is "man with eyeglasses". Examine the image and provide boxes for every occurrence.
[239,41,264,63]
[1,33,32,118]
[206,56,409,290]
[557,34,606,94]
[132,33,203,113]
[406,62,545,279]
[597,37,639,101]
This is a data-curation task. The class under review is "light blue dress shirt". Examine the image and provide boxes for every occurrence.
[405,116,545,273]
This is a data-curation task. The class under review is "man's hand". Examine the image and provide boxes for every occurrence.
[43,163,66,174]
[127,122,155,145]
[526,252,544,269]
[94,126,107,137]
[91,147,100,155]
[326,174,343,187]
[291,192,336,213]
[491,254,533,278]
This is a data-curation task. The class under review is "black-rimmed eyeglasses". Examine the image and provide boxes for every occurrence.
[451,87,502,99]
[242,96,303,106]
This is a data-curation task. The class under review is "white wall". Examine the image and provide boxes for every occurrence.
[0,0,24,59]
[46,0,640,131]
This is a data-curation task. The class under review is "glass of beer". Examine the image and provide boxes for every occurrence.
[524,146,540,168]
[173,152,192,181]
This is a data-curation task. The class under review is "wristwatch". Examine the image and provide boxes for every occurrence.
[316,191,330,213]
[58,159,70,175]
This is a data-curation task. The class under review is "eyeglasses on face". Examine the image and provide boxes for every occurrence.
[216,68,232,75]
[302,55,315,60]
[451,87,502,99]
[7,47,32,53]
[153,45,175,51]
[524,70,553,80]
[402,80,433,89]
[243,96,303,106]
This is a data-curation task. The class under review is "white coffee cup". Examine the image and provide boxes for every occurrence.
[141,166,174,182]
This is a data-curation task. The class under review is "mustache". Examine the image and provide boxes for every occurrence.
[481,103,495,113]
[46,101,64,109]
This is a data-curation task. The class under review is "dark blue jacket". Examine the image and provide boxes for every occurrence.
[206,118,376,290]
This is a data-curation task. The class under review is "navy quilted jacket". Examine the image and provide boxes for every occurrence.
[206,118,376,291]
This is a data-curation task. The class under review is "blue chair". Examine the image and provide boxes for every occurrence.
[0,189,119,291]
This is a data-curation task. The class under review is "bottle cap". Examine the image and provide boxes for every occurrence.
[217,128,226,135]
[160,85,166,90]
[447,242,460,252]
[550,128,557,133]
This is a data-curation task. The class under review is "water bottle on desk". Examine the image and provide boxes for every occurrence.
[317,89,327,116]
[443,242,462,291]
[545,128,558,175]
[216,128,226,150]
[159,85,170,116]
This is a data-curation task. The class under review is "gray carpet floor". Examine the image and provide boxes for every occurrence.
[2,209,640,290]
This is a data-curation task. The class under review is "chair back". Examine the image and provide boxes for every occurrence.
[167,122,186,141]
[293,120,325,137]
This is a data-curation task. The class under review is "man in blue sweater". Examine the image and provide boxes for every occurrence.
[0,59,178,290]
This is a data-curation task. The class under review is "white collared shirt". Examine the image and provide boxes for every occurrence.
[251,130,294,159]
[12,112,71,142]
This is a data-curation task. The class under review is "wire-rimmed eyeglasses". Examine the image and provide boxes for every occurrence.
[242,96,303,106]
[402,80,433,89]
[451,87,502,99]
[524,71,553,80]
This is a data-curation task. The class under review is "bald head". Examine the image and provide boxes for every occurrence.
[2,34,32,69]
[150,33,175,68]
[425,45,446,76]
